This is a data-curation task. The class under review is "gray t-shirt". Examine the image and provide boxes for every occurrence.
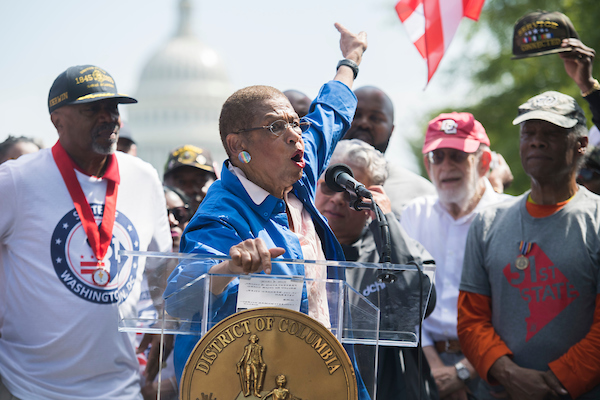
[460,188,600,399]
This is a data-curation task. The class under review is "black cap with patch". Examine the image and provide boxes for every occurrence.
[164,145,216,178]
[48,65,137,113]
[512,11,579,60]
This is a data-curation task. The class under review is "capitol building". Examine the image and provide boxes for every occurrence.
[128,0,232,175]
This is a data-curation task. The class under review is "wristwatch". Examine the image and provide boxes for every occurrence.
[336,59,359,79]
[455,361,470,383]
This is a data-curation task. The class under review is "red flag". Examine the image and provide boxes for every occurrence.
[396,0,485,83]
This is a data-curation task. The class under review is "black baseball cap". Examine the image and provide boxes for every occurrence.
[512,11,579,60]
[164,145,216,178]
[512,91,586,128]
[48,65,137,113]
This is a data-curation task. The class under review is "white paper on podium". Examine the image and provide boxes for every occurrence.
[236,275,303,312]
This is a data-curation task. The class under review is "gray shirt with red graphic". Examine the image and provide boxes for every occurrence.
[460,188,600,399]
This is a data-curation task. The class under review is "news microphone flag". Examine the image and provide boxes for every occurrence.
[395,0,485,83]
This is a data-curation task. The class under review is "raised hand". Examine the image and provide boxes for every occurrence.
[334,22,367,65]
[559,38,596,93]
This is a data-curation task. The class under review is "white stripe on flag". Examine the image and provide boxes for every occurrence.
[439,0,464,50]
[403,3,426,43]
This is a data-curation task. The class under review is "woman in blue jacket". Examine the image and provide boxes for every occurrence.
[165,23,370,400]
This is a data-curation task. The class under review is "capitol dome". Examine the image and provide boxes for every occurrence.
[128,0,232,175]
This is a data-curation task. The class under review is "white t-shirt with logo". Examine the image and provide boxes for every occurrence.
[0,148,171,400]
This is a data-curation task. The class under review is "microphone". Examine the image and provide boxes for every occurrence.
[324,163,372,199]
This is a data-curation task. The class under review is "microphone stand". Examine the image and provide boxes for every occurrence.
[349,192,395,282]
[351,191,426,400]
[350,191,402,400]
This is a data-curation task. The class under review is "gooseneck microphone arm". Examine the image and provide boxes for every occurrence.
[324,164,392,264]
[372,201,392,265]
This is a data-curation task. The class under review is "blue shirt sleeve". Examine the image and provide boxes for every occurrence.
[301,81,357,196]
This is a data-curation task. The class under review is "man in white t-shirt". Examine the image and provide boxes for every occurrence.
[0,65,171,400]
[401,112,511,399]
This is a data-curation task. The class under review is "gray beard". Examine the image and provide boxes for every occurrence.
[92,140,117,155]
[436,169,479,208]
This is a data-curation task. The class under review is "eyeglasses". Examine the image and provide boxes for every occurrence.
[427,149,471,165]
[318,180,350,202]
[167,205,192,224]
[578,167,600,182]
[237,119,311,137]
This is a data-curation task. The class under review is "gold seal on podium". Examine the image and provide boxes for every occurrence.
[180,307,358,400]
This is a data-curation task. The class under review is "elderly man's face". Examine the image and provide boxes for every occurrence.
[344,89,394,153]
[519,120,585,183]
[425,148,481,206]
[315,163,371,245]
[239,96,305,197]
[52,99,120,156]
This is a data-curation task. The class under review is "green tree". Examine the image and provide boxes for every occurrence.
[417,0,599,195]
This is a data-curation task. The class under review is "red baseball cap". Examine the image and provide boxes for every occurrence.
[422,112,490,154]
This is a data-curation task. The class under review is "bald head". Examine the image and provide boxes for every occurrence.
[283,89,311,118]
[354,87,394,116]
[344,86,395,153]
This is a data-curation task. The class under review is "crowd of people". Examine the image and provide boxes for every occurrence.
[1,11,600,400]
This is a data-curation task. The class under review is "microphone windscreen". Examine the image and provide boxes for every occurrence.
[324,163,353,193]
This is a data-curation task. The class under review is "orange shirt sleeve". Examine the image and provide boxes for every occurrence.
[548,294,600,399]
[457,290,512,385]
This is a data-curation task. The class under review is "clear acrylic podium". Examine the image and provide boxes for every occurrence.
[117,250,435,399]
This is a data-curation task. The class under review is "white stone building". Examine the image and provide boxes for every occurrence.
[128,0,231,176]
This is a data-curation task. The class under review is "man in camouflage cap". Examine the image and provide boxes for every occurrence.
[164,144,217,212]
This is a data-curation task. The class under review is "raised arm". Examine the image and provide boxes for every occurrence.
[333,22,367,89]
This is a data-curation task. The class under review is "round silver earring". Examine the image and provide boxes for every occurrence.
[238,150,251,164]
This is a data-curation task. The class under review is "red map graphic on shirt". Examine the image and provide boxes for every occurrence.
[503,244,579,342]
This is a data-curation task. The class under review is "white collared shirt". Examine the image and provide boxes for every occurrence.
[401,178,511,347]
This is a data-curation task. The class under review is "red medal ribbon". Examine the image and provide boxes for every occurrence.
[52,141,120,262]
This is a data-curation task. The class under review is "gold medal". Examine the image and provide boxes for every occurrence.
[515,255,529,270]
[180,307,358,400]
[92,268,110,286]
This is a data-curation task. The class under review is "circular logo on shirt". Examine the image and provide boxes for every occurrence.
[51,204,140,304]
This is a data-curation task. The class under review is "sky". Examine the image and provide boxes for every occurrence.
[0,0,480,172]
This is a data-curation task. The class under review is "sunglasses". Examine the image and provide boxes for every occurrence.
[427,149,471,165]
[318,180,351,202]
[578,167,600,182]
[167,205,192,224]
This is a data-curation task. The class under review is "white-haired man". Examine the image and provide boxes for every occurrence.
[401,112,511,399]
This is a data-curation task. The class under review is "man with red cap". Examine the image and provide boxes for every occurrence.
[401,112,511,399]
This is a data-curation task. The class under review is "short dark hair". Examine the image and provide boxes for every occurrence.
[219,85,286,156]
[0,135,41,164]
[354,86,395,120]
[570,120,588,138]
[570,122,589,170]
